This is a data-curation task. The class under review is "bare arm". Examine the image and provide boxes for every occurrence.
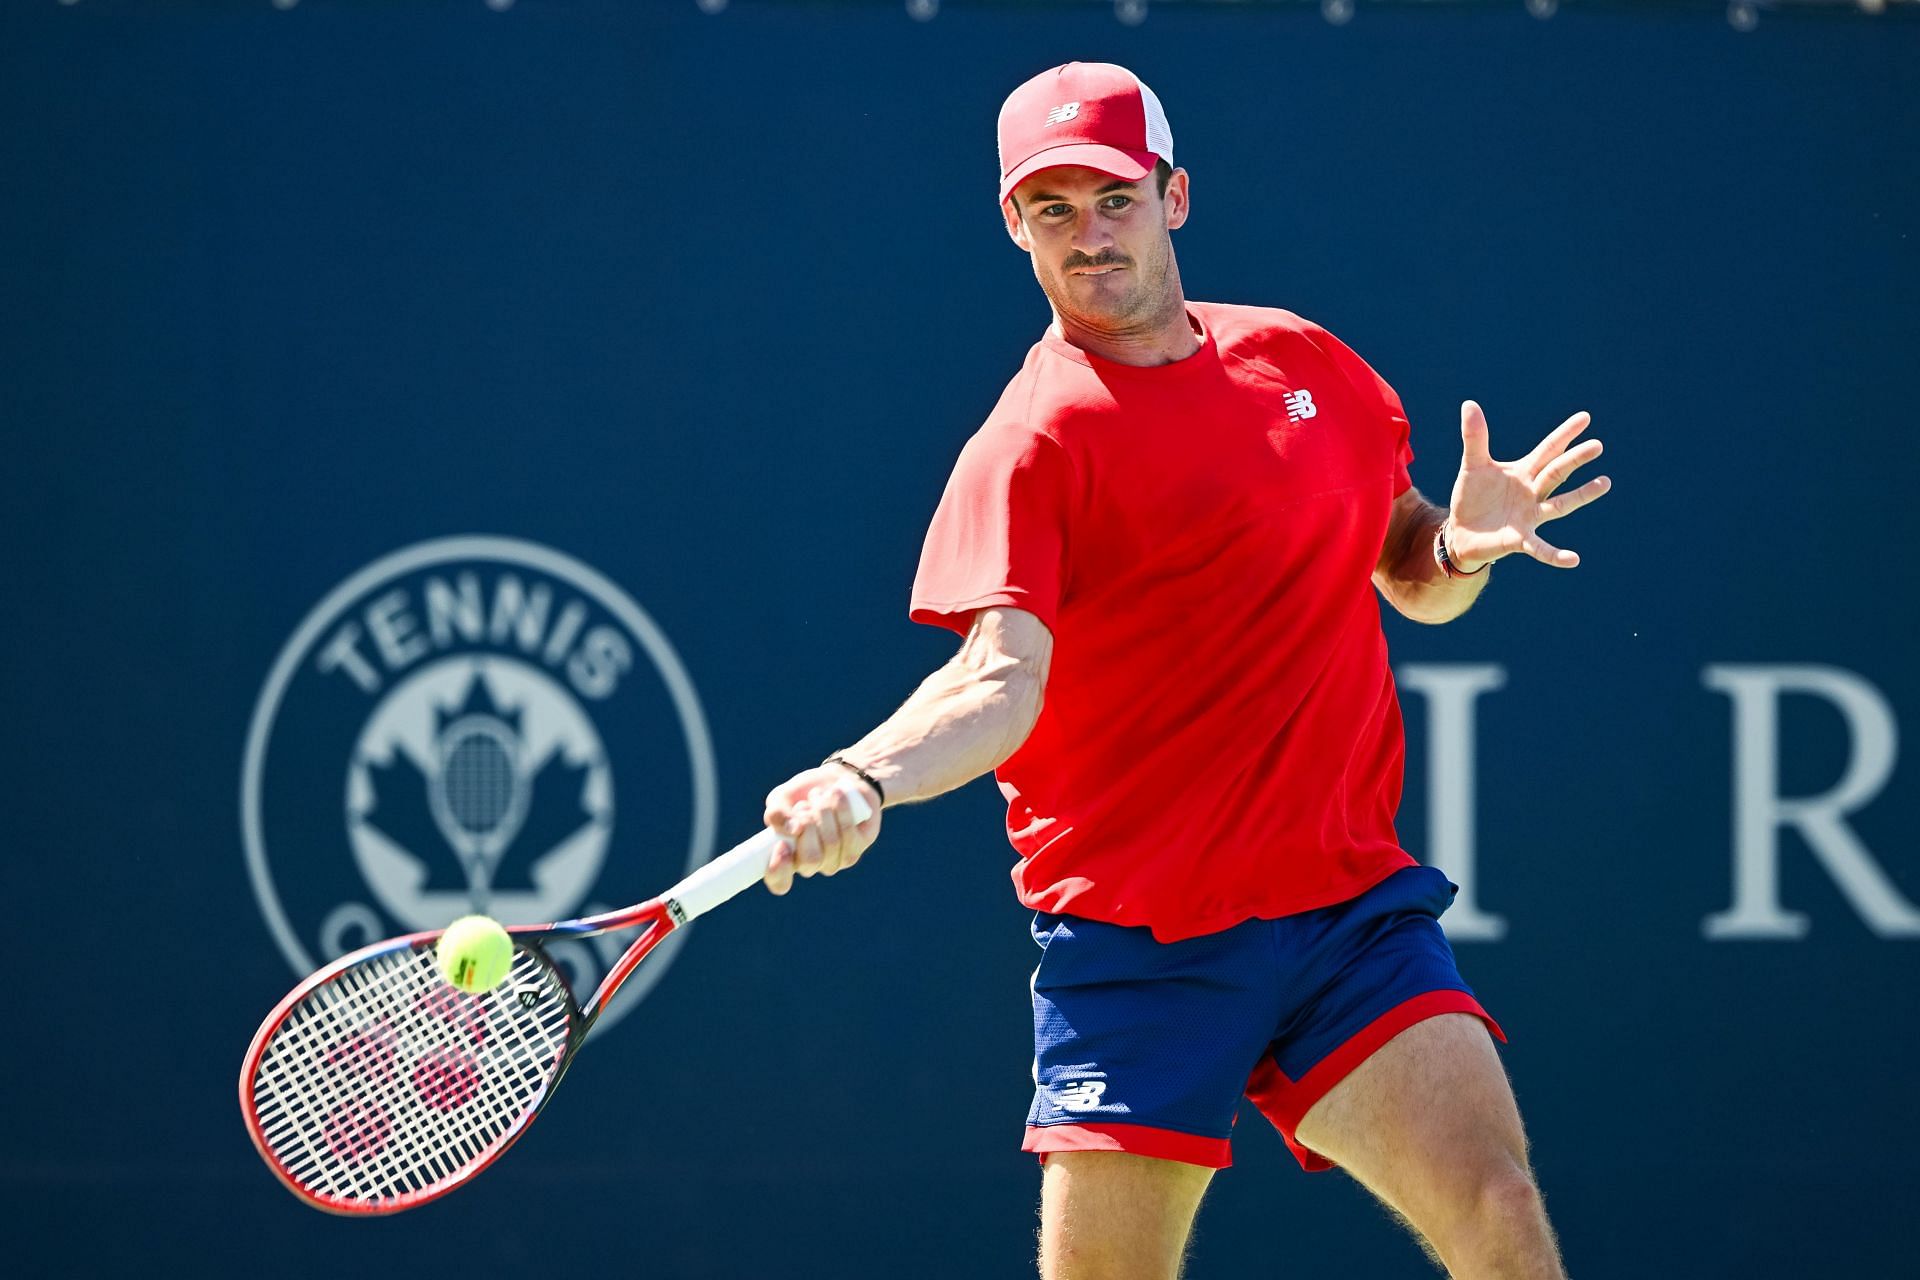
[836,605,1052,805]
[1374,486,1489,625]
[760,606,1053,894]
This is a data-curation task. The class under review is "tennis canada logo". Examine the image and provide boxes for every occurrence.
[242,536,717,1033]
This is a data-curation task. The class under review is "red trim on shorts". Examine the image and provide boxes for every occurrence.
[1023,1122,1233,1170]
[1244,990,1506,1173]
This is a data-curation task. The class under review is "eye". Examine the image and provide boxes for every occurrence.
[1042,204,1072,218]
[1103,195,1133,211]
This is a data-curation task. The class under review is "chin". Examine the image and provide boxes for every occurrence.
[1079,299,1147,330]
[1054,282,1133,318]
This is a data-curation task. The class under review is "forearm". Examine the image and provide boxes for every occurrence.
[1375,493,1491,625]
[836,619,1048,806]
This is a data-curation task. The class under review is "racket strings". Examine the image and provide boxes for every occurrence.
[250,945,573,1208]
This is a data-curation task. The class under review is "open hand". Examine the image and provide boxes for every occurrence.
[1445,401,1611,572]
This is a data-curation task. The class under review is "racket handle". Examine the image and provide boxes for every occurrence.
[667,786,874,922]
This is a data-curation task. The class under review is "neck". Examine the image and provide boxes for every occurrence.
[1052,292,1199,367]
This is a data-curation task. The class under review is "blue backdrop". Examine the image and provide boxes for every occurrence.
[4,1,1915,1276]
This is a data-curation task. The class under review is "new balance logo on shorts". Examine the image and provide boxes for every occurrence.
[1045,102,1081,126]
[1054,1080,1108,1111]
[1284,389,1318,422]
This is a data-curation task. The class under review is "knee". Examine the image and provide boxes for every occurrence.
[1467,1164,1546,1235]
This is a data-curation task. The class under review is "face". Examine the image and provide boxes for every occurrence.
[1003,164,1190,335]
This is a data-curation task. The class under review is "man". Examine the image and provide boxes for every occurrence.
[760,63,1606,1280]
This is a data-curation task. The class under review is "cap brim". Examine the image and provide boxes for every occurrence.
[999,144,1159,203]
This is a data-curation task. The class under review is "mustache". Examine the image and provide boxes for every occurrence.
[1062,250,1132,271]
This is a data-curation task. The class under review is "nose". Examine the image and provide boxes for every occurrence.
[1067,208,1117,258]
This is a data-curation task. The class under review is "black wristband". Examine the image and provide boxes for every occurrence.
[822,755,885,807]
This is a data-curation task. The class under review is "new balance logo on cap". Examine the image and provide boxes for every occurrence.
[997,63,1175,203]
[1055,1080,1108,1111]
[1285,389,1318,422]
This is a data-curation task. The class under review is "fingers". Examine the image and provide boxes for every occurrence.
[1521,531,1581,569]
[762,837,796,896]
[1534,438,1603,498]
[764,786,814,893]
[803,787,845,875]
[1459,400,1493,466]
[788,796,828,876]
[819,786,873,870]
[762,794,803,894]
[1539,473,1611,523]
[761,773,878,894]
[1522,411,1592,477]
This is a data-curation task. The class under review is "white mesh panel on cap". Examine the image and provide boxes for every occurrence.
[1134,74,1174,166]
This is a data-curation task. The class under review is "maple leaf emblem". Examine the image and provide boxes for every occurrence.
[362,673,594,899]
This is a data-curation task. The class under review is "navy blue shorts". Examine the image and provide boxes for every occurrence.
[1022,865,1504,1172]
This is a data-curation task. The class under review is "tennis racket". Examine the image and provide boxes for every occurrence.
[238,787,869,1215]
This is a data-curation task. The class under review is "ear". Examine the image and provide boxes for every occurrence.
[1162,168,1190,232]
[1002,197,1035,252]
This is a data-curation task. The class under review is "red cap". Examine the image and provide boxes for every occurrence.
[997,62,1174,204]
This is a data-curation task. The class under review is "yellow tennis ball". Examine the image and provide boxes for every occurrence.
[436,915,514,994]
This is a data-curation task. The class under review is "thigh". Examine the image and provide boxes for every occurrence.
[1039,1150,1214,1280]
[1292,1012,1530,1221]
[1242,866,1505,1171]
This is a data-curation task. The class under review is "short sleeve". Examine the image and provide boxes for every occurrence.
[909,426,1074,636]
[1313,327,1415,496]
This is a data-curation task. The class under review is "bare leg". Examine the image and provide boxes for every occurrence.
[1037,1151,1214,1280]
[1293,1013,1566,1279]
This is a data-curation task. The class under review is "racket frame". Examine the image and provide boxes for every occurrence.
[240,795,859,1215]
[238,897,677,1215]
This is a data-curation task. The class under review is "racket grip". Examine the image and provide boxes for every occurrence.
[667,786,874,922]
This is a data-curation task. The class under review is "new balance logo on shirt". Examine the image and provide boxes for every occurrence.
[1284,388,1318,422]
[1045,102,1081,126]
[1055,1080,1108,1111]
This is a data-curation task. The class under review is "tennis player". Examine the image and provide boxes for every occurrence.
[763,62,1605,1280]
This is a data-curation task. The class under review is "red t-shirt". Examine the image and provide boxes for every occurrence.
[910,301,1419,942]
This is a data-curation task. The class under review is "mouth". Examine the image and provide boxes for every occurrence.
[1070,265,1126,277]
